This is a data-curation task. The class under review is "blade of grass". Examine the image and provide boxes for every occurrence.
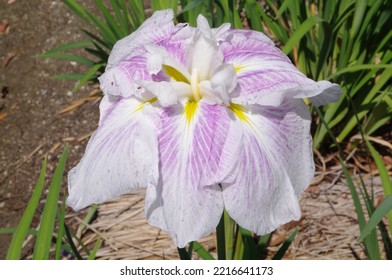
[177,247,191,260]
[128,0,145,28]
[341,160,380,259]
[52,73,86,81]
[272,228,298,260]
[337,68,392,143]
[233,226,244,260]
[40,41,93,55]
[63,222,83,260]
[88,238,102,260]
[76,205,98,238]
[193,241,215,260]
[55,196,66,260]
[6,158,47,259]
[239,227,258,260]
[73,63,104,92]
[366,140,392,235]
[224,209,235,260]
[37,53,95,67]
[1,228,37,236]
[33,145,68,260]
[282,16,324,55]
[95,0,124,39]
[358,195,392,241]
[244,0,263,32]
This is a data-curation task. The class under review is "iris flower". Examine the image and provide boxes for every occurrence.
[67,10,341,247]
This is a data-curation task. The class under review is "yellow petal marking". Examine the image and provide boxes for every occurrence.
[162,64,190,83]
[235,63,252,74]
[229,102,249,123]
[134,97,157,112]
[184,100,198,125]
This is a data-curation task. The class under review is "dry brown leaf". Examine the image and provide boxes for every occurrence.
[0,21,9,34]
[3,50,18,67]
[58,96,99,114]
[0,112,8,120]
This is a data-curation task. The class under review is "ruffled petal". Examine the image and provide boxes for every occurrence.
[146,101,238,247]
[221,99,313,235]
[99,10,192,98]
[220,29,340,106]
[107,10,190,68]
[67,97,159,211]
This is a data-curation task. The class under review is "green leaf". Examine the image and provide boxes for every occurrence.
[272,228,298,260]
[341,159,381,260]
[282,16,324,54]
[193,241,215,260]
[73,63,104,92]
[1,228,37,236]
[128,0,145,28]
[55,196,66,260]
[180,0,204,14]
[177,247,191,260]
[52,73,86,81]
[63,223,83,260]
[274,0,290,20]
[95,0,124,39]
[328,64,392,79]
[37,53,95,67]
[6,159,47,259]
[40,41,93,55]
[240,227,258,260]
[33,145,68,260]
[88,238,102,260]
[244,0,263,32]
[337,68,392,143]
[366,140,392,235]
[358,195,392,242]
[63,0,90,22]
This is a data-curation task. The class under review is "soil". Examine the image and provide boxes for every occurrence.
[0,0,99,259]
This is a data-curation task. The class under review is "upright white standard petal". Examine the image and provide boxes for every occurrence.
[221,99,313,235]
[67,96,159,211]
[146,101,240,247]
[188,15,224,80]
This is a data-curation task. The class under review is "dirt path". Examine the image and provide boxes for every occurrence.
[0,0,99,258]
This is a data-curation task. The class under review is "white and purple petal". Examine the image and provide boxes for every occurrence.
[99,10,193,99]
[146,101,240,247]
[220,29,341,106]
[67,97,159,211]
[221,99,313,235]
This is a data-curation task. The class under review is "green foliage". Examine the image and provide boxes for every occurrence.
[178,210,297,260]
[1,146,101,260]
[38,0,147,92]
[250,0,391,148]
[5,158,47,259]
[316,107,392,259]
